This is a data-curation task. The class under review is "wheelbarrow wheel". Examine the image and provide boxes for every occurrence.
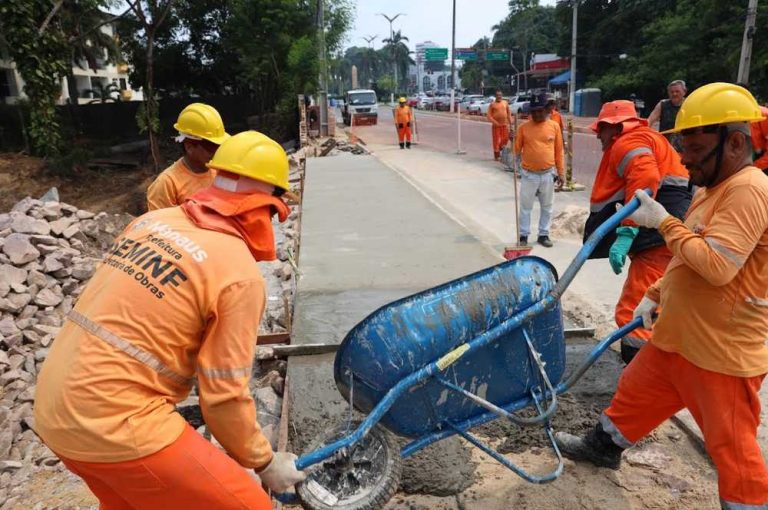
[297,420,401,510]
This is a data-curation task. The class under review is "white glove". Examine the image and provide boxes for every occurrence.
[625,189,671,229]
[257,452,306,492]
[633,296,658,329]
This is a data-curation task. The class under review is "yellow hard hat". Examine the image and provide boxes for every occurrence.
[664,82,764,134]
[207,131,289,190]
[174,103,230,145]
[398,97,407,103]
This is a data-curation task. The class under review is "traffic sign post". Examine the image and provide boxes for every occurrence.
[455,48,477,61]
[485,49,510,61]
[424,47,449,61]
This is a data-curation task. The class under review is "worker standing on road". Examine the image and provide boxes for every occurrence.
[487,89,514,161]
[146,103,230,211]
[556,83,768,510]
[547,96,564,132]
[395,97,413,149]
[513,93,565,248]
[647,79,687,152]
[584,100,691,364]
[35,131,306,509]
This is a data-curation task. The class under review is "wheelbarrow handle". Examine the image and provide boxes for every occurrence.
[550,188,651,300]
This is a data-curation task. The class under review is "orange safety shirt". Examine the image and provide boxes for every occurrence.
[750,116,768,169]
[590,124,689,224]
[513,119,564,175]
[646,166,768,377]
[394,105,412,124]
[487,100,511,126]
[34,206,274,468]
[550,109,564,131]
[146,158,215,211]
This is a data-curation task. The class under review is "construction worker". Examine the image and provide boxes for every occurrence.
[556,83,768,509]
[146,103,230,210]
[34,131,306,509]
[584,100,692,364]
[394,97,412,149]
[487,89,513,161]
[513,93,564,248]
[750,105,768,173]
[547,96,564,132]
[647,79,687,152]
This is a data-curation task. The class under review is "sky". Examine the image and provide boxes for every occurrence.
[344,0,557,53]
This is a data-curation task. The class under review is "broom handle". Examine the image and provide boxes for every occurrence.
[512,116,521,242]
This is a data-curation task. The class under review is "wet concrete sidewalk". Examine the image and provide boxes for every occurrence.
[286,153,501,468]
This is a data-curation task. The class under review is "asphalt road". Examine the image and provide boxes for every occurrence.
[348,106,604,192]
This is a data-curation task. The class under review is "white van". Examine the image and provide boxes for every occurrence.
[343,89,378,126]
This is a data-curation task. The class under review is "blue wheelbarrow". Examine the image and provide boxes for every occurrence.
[283,194,647,510]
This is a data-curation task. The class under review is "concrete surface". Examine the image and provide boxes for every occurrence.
[287,153,501,490]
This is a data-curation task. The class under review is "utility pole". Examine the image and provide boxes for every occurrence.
[569,0,578,114]
[450,0,457,113]
[317,0,328,136]
[737,0,758,84]
[378,12,405,99]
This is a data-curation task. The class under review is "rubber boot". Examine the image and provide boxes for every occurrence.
[554,423,624,470]
[406,141,411,149]
[620,343,641,365]
[399,142,405,149]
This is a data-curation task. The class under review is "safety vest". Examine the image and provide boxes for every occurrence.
[660,99,683,153]
[584,126,692,258]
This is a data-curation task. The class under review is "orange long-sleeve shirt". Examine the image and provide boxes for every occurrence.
[487,100,512,126]
[513,119,564,175]
[750,115,768,170]
[35,207,274,468]
[646,166,768,377]
[146,158,216,211]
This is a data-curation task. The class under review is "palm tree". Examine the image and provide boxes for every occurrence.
[382,30,414,91]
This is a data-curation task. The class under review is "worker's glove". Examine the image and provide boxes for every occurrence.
[398,123,403,129]
[406,122,410,127]
[608,226,639,275]
[633,296,658,329]
[625,189,670,229]
[256,452,306,493]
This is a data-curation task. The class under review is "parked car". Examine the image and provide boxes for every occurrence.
[510,94,533,116]
[433,95,452,111]
[459,95,484,112]
[467,97,491,115]
[478,96,496,116]
[407,96,420,107]
[418,95,434,110]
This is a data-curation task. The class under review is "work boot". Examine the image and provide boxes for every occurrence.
[519,235,528,246]
[399,142,405,149]
[555,423,624,470]
[406,141,411,149]
[494,151,500,161]
[537,235,554,248]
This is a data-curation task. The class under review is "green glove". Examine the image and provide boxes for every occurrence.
[609,226,639,275]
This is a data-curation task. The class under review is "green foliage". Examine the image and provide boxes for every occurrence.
[0,0,71,156]
[382,30,414,90]
[377,75,396,95]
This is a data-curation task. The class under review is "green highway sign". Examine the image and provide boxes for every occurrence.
[455,48,478,61]
[424,47,449,61]
[486,49,510,61]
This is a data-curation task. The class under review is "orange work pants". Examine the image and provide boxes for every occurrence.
[57,425,272,510]
[492,124,510,154]
[615,245,672,349]
[601,343,768,508]
[397,124,411,143]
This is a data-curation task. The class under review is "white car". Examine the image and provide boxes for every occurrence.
[467,97,491,115]
[418,96,433,109]
[509,94,533,116]
[459,95,483,112]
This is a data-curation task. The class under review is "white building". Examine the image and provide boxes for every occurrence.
[0,22,142,105]
[412,41,461,93]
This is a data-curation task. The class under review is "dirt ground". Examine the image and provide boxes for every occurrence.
[0,152,158,216]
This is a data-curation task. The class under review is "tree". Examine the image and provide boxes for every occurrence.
[382,30,414,91]
[124,0,175,170]
[0,1,73,156]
